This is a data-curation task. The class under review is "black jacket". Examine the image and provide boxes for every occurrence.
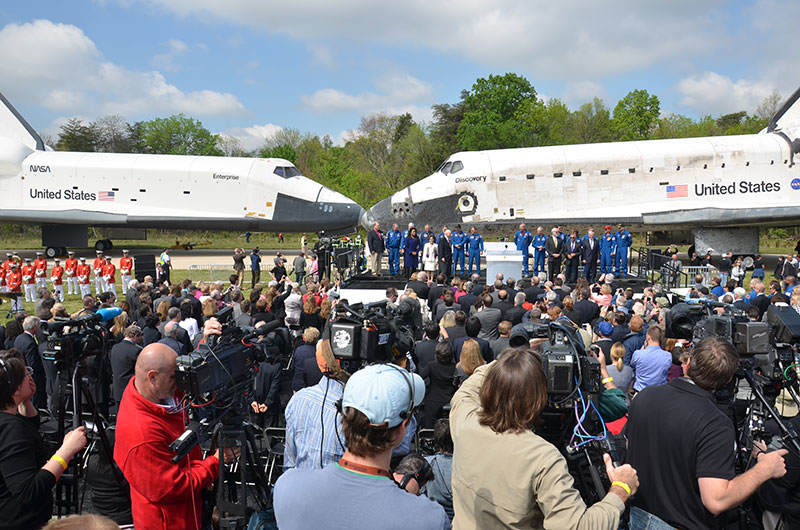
[438,238,452,261]
[574,298,600,326]
[110,339,142,404]
[564,238,583,261]
[14,332,46,409]
[427,284,446,310]
[582,237,600,263]
[367,228,385,254]
[545,236,564,259]
[407,280,430,300]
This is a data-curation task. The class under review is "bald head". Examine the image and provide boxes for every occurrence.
[134,343,178,404]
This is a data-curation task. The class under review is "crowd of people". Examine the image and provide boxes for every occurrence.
[1,229,800,530]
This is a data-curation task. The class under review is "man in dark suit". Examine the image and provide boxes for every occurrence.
[524,276,545,303]
[444,310,468,343]
[110,325,143,404]
[427,274,447,311]
[458,283,478,313]
[581,228,600,282]
[751,282,771,317]
[367,222,385,274]
[574,288,600,326]
[453,317,493,363]
[545,228,564,282]
[15,316,47,409]
[414,323,440,372]
[158,307,194,354]
[407,271,430,300]
[158,321,187,355]
[494,290,513,319]
[564,230,583,284]
[438,229,453,279]
[434,291,461,323]
[505,292,527,326]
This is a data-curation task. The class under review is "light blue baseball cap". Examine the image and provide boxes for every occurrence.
[342,364,426,428]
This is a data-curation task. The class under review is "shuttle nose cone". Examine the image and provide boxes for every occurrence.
[363,196,393,230]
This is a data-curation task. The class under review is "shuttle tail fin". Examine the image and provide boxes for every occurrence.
[768,86,800,135]
[0,92,44,151]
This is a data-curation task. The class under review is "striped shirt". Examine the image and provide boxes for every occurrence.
[284,377,344,471]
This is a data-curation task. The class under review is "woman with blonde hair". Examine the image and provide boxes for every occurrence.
[439,310,456,339]
[319,297,333,321]
[591,283,613,306]
[110,311,129,343]
[455,339,485,385]
[791,289,800,315]
[606,342,633,395]
[202,298,217,318]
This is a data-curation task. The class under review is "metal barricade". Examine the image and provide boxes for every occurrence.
[188,264,237,282]
[680,265,717,287]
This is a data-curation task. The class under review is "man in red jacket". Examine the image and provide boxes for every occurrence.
[64,251,78,295]
[6,263,22,311]
[51,258,65,302]
[114,343,221,530]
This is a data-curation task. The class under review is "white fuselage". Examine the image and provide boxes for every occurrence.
[366,131,800,230]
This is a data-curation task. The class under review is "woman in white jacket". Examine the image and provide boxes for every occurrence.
[422,235,438,273]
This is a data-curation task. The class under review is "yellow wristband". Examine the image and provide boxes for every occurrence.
[611,481,631,495]
[51,455,68,471]
[602,377,614,385]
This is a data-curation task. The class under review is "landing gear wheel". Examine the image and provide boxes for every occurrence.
[95,240,106,251]
[45,247,58,259]
[58,247,67,257]
[104,239,113,250]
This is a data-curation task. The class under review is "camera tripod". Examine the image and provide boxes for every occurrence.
[209,409,272,530]
[52,355,124,516]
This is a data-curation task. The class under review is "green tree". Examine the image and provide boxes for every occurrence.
[260,144,298,164]
[611,89,660,141]
[430,97,465,163]
[138,114,223,156]
[93,114,132,152]
[56,118,98,152]
[567,98,612,144]
[456,73,540,151]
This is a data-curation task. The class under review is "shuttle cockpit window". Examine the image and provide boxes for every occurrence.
[274,166,302,178]
[441,162,453,175]
[450,161,464,174]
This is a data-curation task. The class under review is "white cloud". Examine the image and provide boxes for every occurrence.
[307,43,335,69]
[562,81,606,107]
[219,123,283,152]
[150,38,189,71]
[124,0,729,79]
[675,72,776,115]
[301,73,434,114]
[0,20,245,119]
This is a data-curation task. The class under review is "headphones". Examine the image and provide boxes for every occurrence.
[398,457,433,491]
[335,361,416,428]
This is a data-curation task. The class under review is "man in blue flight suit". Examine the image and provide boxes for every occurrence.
[556,225,567,245]
[599,225,617,275]
[614,223,633,276]
[582,227,600,282]
[385,223,402,276]
[436,225,448,245]
[532,227,547,275]
[421,224,435,243]
[451,225,467,276]
[514,223,533,277]
[467,226,484,275]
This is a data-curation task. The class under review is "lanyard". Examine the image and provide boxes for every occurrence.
[338,458,393,479]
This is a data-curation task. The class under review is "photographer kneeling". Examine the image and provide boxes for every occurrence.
[450,349,638,529]
[0,350,87,530]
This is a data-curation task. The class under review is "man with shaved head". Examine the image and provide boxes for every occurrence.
[114,342,221,529]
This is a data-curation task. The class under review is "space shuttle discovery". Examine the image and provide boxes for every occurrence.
[364,86,800,254]
[0,92,363,256]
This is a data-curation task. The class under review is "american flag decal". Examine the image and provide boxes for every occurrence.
[666,184,688,198]
[99,191,115,202]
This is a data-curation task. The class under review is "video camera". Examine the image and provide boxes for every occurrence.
[666,300,770,356]
[170,307,289,462]
[42,307,121,367]
[327,300,413,370]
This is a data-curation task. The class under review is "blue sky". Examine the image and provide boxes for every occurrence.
[0,0,795,150]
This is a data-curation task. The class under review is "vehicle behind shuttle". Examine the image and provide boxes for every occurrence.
[364,86,800,254]
[0,92,363,255]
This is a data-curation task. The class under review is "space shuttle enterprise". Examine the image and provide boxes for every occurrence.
[0,92,363,257]
[364,86,800,255]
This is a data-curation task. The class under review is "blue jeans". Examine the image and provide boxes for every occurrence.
[629,507,675,530]
[720,272,729,285]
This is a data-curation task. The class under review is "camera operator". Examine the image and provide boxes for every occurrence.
[113,338,236,530]
[625,337,788,529]
[0,350,87,530]
[450,350,638,528]
[284,340,348,470]
[274,363,450,529]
